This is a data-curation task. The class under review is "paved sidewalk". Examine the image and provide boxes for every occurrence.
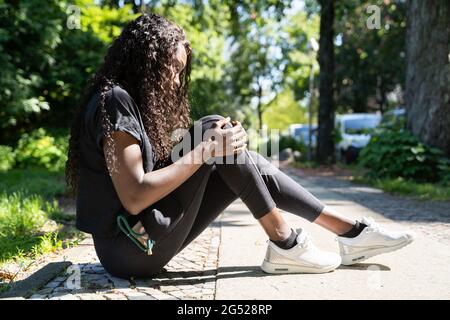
[2,165,450,300]
[215,167,450,300]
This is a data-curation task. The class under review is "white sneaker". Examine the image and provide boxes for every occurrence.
[338,217,416,265]
[261,228,342,274]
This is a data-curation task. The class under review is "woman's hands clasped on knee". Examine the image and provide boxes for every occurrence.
[202,116,248,158]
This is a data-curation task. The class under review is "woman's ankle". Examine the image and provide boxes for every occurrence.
[271,228,298,249]
[258,207,292,241]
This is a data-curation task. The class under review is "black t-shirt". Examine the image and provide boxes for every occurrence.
[76,85,182,238]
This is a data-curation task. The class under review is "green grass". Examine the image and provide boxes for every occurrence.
[1,193,57,262]
[0,167,66,198]
[341,163,450,201]
[0,168,81,292]
[353,175,450,201]
[340,163,450,201]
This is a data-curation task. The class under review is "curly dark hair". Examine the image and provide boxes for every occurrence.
[66,13,192,194]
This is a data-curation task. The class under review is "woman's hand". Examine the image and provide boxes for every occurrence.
[203,117,248,158]
[104,117,247,216]
[132,221,149,246]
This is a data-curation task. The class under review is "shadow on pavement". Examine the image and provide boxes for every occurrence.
[286,169,450,224]
[134,264,391,288]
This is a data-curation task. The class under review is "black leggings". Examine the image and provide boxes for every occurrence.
[93,115,325,279]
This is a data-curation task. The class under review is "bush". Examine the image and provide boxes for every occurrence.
[438,161,450,186]
[264,135,307,158]
[273,135,306,156]
[15,128,68,172]
[358,127,450,183]
[0,146,15,172]
[279,135,307,154]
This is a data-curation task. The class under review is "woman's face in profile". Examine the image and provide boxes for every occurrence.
[170,42,188,90]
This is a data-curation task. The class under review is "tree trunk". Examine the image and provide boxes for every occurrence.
[257,83,263,131]
[405,0,450,156]
[377,75,387,114]
[317,0,336,163]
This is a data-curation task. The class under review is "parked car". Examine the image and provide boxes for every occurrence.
[381,107,406,128]
[335,113,382,163]
[288,124,318,148]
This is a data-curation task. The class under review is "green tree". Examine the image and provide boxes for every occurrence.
[334,0,406,113]
[225,0,292,130]
[262,88,307,130]
[282,11,320,102]
[0,0,136,142]
[41,0,136,127]
[0,0,65,142]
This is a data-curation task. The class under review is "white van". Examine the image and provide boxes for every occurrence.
[335,113,381,163]
[288,124,318,147]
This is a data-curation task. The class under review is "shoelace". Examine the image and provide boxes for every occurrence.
[297,231,314,249]
[267,230,315,250]
[363,217,388,234]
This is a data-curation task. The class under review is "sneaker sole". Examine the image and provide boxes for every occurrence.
[260,259,340,274]
[340,238,414,266]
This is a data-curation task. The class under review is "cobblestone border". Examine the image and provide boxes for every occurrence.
[26,220,222,300]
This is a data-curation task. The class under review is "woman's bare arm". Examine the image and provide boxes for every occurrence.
[104,117,247,215]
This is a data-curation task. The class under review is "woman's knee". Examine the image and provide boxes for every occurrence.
[197,114,225,122]
[196,114,232,130]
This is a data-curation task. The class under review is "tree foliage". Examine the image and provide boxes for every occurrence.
[0,0,410,149]
[334,0,406,113]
